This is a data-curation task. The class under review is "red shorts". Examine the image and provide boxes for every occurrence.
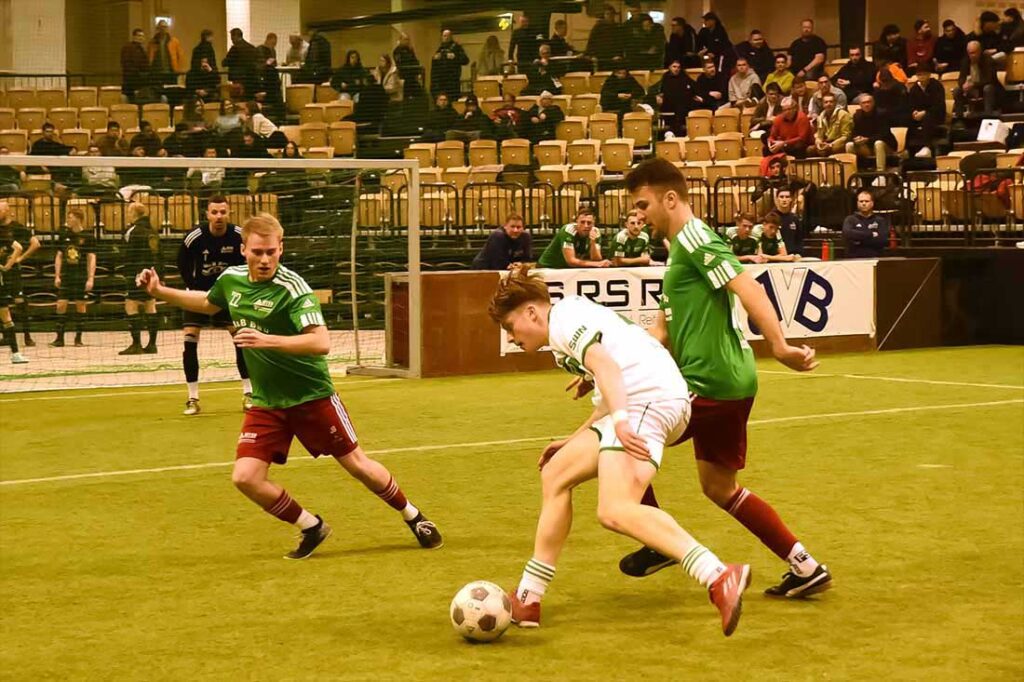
[671,395,755,471]
[236,394,359,465]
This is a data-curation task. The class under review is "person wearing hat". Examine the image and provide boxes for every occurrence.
[696,12,734,73]
[600,60,645,118]
[525,91,564,143]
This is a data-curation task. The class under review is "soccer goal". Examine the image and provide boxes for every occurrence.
[0,154,422,394]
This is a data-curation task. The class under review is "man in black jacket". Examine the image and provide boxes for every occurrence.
[121,28,149,101]
[954,40,1003,117]
[223,28,261,97]
[297,30,332,85]
[430,29,469,100]
[421,93,458,142]
[587,5,624,67]
[735,29,774,81]
[832,46,877,102]
[846,94,896,172]
[907,66,946,155]
[471,214,532,270]
[934,20,967,74]
[693,58,729,110]
[842,191,889,258]
[665,17,699,68]
[600,63,645,117]
[509,15,543,67]
[789,19,828,79]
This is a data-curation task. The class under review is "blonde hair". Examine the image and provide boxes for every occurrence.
[488,265,550,324]
[127,202,148,220]
[241,213,284,243]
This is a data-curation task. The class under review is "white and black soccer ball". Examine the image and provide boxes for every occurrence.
[449,581,512,642]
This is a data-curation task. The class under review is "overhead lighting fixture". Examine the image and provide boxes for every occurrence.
[154,15,173,27]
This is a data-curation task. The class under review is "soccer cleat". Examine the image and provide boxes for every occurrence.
[50,338,65,348]
[183,398,201,416]
[74,335,84,347]
[242,392,254,411]
[764,564,833,599]
[619,546,679,577]
[510,589,541,628]
[11,352,28,364]
[407,513,443,549]
[23,336,35,347]
[119,343,144,355]
[708,563,751,637]
[285,516,332,560]
[143,343,158,354]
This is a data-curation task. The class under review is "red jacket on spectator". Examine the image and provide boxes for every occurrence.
[768,110,813,148]
[907,34,936,69]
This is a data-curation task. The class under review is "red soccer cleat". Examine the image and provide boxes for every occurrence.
[509,589,541,628]
[708,563,752,637]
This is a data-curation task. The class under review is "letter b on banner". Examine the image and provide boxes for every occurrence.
[749,269,833,335]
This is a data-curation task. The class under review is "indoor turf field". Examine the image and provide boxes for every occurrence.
[1,346,1022,680]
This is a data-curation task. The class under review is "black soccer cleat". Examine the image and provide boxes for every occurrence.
[285,516,332,560]
[143,343,158,354]
[407,513,443,549]
[50,338,65,348]
[619,546,679,577]
[119,343,144,355]
[764,564,833,598]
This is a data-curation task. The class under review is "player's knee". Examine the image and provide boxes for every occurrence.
[596,501,626,533]
[231,465,262,492]
[700,478,736,507]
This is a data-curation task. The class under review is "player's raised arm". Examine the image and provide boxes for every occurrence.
[726,271,817,372]
[137,268,222,315]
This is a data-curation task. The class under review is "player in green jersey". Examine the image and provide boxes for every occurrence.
[612,209,652,267]
[536,207,610,269]
[757,211,799,262]
[727,212,764,264]
[137,214,442,559]
[620,158,832,598]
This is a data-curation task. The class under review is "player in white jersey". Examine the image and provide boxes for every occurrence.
[488,267,751,636]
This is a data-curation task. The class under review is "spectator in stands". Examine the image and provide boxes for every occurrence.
[121,28,150,101]
[658,59,696,136]
[189,29,217,80]
[955,40,1002,117]
[524,58,561,96]
[907,66,945,157]
[587,5,624,68]
[421,93,457,142]
[875,24,908,70]
[767,97,813,158]
[258,33,278,64]
[790,76,812,113]
[934,20,967,74]
[833,45,877,102]
[298,29,332,85]
[373,54,403,103]
[665,17,699,68]
[281,141,302,159]
[394,33,423,101]
[509,15,543,67]
[601,62,645,118]
[789,19,828,79]
[447,95,492,142]
[969,11,1008,66]
[0,147,24,192]
[1002,9,1024,48]
[148,20,186,87]
[186,43,220,100]
[750,82,783,133]
[843,190,889,258]
[728,213,764,263]
[130,120,163,157]
[907,20,936,72]
[758,211,798,261]
[764,53,794,95]
[809,92,852,156]
[80,145,119,192]
[285,34,308,66]
[242,102,281,142]
[97,121,130,157]
[431,29,469,99]
[215,100,243,136]
[477,35,506,77]
[612,209,652,266]
[537,207,610,268]
[332,50,371,101]
[162,122,192,157]
[736,29,774,81]
[549,19,575,58]
[874,66,909,125]
[31,123,73,157]
[729,57,763,108]
[627,13,665,71]
[223,28,260,97]
[472,213,532,270]
[186,147,225,191]
[847,94,896,171]
[234,130,269,159]
[491,92,528,140]
[525,91,564,143]
[694,57,729,111]
[697,12,734,73]
[808,74,847,118]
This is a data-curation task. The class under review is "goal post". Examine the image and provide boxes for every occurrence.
[0,154,422,393]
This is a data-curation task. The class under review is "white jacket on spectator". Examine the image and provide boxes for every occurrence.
[375,65,404,102]
[250,112,278,137]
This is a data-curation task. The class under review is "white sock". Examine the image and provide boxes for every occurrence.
[187,381,199,400]
[681,544,727,587]
[241,378,252,394]
[517,558,556,604]
[787,542,819,577]
[400,502,419,522]
[295,509,319,530]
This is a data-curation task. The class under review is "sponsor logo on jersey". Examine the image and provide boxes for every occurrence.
[568,325,587,350]
[238,431,258,443]
[252,298,276,313]
[221,246,235,253]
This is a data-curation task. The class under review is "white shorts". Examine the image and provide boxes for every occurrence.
[590,397,691,469]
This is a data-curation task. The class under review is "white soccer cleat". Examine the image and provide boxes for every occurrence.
[11,352,28,364]
[183,398,201,416]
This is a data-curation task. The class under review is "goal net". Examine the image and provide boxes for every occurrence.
[0,154,421,394]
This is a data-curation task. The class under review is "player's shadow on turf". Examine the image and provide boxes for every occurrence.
[314,542,419,557]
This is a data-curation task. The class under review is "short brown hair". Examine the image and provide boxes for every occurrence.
[575,206,595,219]
[241,213,284,243]
[67,207,86,221]
[624,158,689,199]
[127,202,148,219]
[761,211,782,226]
[208,194,228,206]
[488,265,550,324]
[737,212,757,224]
[505,212,524,224]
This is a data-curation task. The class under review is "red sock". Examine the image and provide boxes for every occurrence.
[640,484,659,508]
[722,488,798,560]
[374,475,409,511]
[264,489,303,524]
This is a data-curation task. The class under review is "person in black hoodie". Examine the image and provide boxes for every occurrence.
[696,12,733,73]
[847,94,896,171]
[393,33,423,101]
[447,94,492,142]
[735,29,774,81]
[332,50,371,101]
[600,63,645,118]
[627,13,665,71]
[586,5,624,68]
[934,20,967,74]
[873,67,909,125]
[833,45,877,102]
[297,30,332,85]
[120,201,161,355]
[431,29,469,100]
[906,66,946,155]
[693,58,729,110]
[421,93,457,142]
[658,60,696,136]
[875,25,908,70]
[665,17,699,68]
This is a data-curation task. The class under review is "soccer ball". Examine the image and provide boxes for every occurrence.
[449,581,512,642]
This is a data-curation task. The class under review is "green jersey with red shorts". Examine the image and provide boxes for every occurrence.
[660,217,758,470]
[206,264,357,465]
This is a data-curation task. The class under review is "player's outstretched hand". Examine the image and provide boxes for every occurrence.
[614,422,651,462]
[565,376,594,400]
[233,328,275,349]
[136,268,161,295]
[774,343,818,372]
[538,439,567,470]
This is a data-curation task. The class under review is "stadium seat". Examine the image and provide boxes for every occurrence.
[648,70,664,88]
[599,187,629,225]
[705,162,734,186]
[468,139,499,167]
[79,107,108,132]
[535,165,569,188]
[685,137,714,162]
[621,112,653,148]
[567,164,602,191]
[568,139,601,165]
[997,152,1020,168]
[314,82,337,103]
[278,125,301,145]
[502,74,529,97]
[109,103,139,130]
[303,146,334,159]
[732,159,761,177]
[685,68,702,81]
[1009,49,1024,83]
[569,94,600,117]
[15,108,45,132]
[5,88,35,111]
[0,108,14,130]
[935,155,960,172]
[98,86,122,108]
[832,152,858,181]
[743,136,764,158]
[404,142,436,168]
[713,108,741,134]
[556,116,588,143]
[480,97,504,117]
[551,94,572,115]
[420,167,443,183]
[300,103,327,124]
[714,132,743,161]
[381,170,408,193]
[500,138,531,166]
[677,160,711,179]
[589,113,619,142]
[891,126,908,155]
[469,167,499,184]
[515,95,538,111]
[36,88,66,109]
[629,71,651,89]
[655,138,685,162]
[601,138,634,173]
[686,110,714,138]
[442,166,470,190]
[68,86,97,109]
[61,128,90,152]
[323,99,353,123]
[824,59,848,78]
[328,121,356,156]
[435,140,466,169]
[590,71,612,93]
[299,122,328,148]
[560,72,591,96]
[473,76,502,99]
[141,103,170,129]
[286,85,315,114]
[533,140,567,166]
[202,102,220,126]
